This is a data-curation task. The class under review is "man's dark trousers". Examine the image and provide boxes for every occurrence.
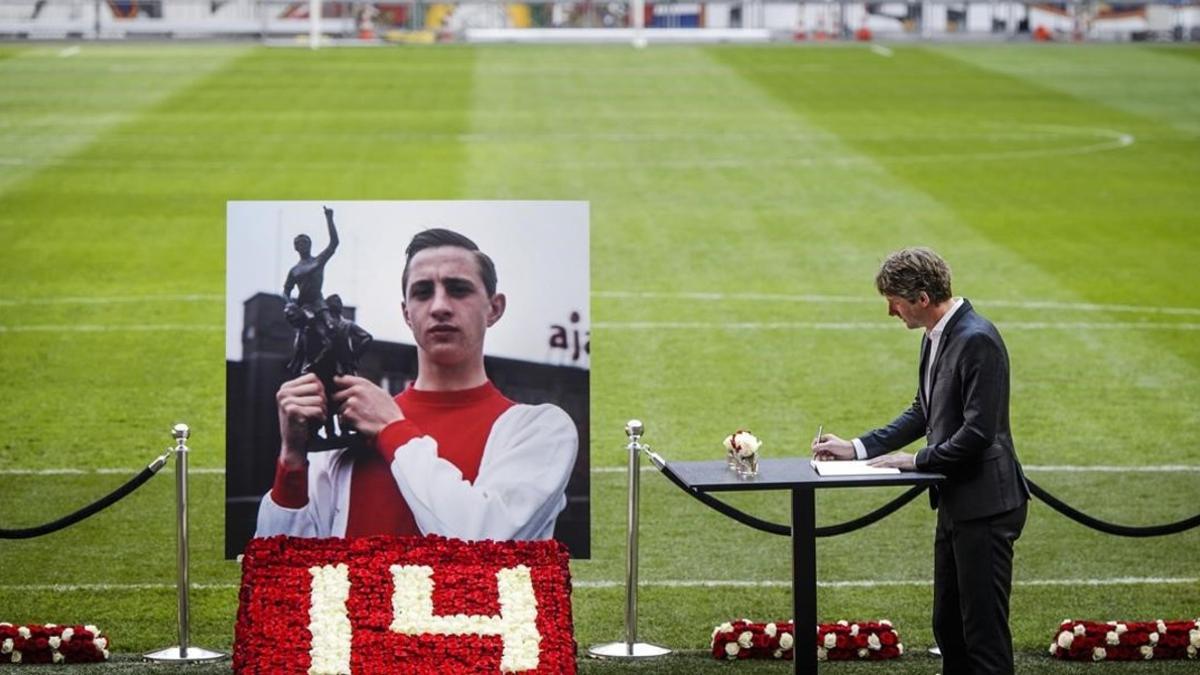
[933,501,1028,675]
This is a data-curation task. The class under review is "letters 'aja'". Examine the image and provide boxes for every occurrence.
[306,564,545,674]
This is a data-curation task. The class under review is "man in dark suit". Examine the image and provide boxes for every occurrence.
[813,247,1029,675]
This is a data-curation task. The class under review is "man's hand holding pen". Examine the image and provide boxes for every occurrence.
[811,428,856,461]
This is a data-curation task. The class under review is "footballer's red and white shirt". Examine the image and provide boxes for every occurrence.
[257,381,577,541]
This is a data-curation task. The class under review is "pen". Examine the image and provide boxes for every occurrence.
[815,425,823,444]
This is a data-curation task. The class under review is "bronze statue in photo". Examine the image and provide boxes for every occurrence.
[282,206,373,449]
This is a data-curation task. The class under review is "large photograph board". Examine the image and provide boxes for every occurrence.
[224,201,590,558]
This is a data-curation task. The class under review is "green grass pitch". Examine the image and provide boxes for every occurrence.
[1,41,1198,673]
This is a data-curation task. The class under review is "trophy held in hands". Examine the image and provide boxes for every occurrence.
[282,206,373,451]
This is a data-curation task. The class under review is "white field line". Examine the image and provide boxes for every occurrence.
[595,321,1200,331]
[870,44,894,58]
[5,291,1193,318]
[589,465,1200,474]
[2,465,1194,476]
[21,321,1194,333]
[58,46,81,58]
[575,577,1200,590]
[0,324,223,333]
[2,577,1195,593]
[0,293,222,307]
[0,128,1134,171]
[594,290,1200,317]
[0,467,226,475]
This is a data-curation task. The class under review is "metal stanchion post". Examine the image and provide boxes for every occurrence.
[145,424,226,664]
[587,420,671,660]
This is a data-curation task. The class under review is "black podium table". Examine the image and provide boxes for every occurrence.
[668,458,943,674]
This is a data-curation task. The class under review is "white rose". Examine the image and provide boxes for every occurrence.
[101,649,110,660]
[17,627,29,639]
[1149,632,1159,645]
[722,434,735,452]
[823,632,837,649]
[1190,629,1200,648]
[44,623,55,629]
[1157,620,1167,634]
[52,652,64,664]
[867,633,881,650]
[717,622,733,634]
[1107,620,1117,626]
[836,620,848,627]
[1093,647,1106,661]
[897,643,904,656]
[11,651,21,664]
[880,619,892,628]
[1073,624,1085,636]
[1106,631,1119,646]
[850,624,859,637]
[780,632,794,650]
[1116,623,1128,634]
[48,636,61,649]
[95,637,108,650]
[0,623,9,628]
[857,648,868,658]
[0,639,9,654]
[1049,643,1058,656]
[764,623,777,638]
[1141,645,1154,660]
[61,628,73,642]
[731,431,761,458]
[724,642,739,659]
[84,625,98,634]
[738,631,753,649]
[1188,645,1197,658]
[1057,631,1074,650]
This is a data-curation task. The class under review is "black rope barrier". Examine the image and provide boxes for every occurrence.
[657,462,928,537]
[0,456,168,540]
[1026,478,1200,538]
[657,461,790,536]
[655,462,1200,539]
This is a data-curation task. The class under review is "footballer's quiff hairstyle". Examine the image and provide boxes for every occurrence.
[875,247,953,304]
[401,229,498,299]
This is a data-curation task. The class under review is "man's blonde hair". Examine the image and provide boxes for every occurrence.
[875,247,952,303]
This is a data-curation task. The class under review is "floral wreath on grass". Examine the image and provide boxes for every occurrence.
[711,619,902,661]
[1049,618,1200,662]
[0,623,109,664]
[235,535,575,674]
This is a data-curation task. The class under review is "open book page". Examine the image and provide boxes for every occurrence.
[810,460,900,476]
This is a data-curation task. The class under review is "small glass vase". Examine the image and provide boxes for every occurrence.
[733,452,759,478]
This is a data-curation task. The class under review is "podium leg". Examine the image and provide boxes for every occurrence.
[792,488,817,675]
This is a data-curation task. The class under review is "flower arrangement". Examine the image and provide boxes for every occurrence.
[0,623,109,664]
[234,535,575,674]
[1049,618,1200,661]
[722,430,762,477]
[710,619,902,661]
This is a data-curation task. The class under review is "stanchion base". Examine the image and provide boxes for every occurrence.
[928,646,942,657]
[144,646,227,663]
[587,642,672,659]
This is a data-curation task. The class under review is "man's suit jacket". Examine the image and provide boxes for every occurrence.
[859,300,1029,522]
